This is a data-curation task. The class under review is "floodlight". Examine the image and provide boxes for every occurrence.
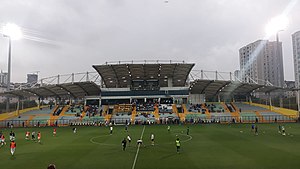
[265,15,288,36]
[2,23,23,40]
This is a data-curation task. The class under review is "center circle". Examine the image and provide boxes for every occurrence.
[90,135,119,147]
[159,133,192,145]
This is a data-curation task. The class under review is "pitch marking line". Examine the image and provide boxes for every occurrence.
[156,133,192,146]
[179,134,193,143]
[132,125,146,169]
[90,135,119,147]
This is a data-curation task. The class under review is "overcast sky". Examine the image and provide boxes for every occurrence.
[0,0,299,83]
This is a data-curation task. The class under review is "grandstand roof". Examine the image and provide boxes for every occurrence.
[93,61,195,88]
[190,79,288,97]
[1,79,291,99]
[1,82,100,98]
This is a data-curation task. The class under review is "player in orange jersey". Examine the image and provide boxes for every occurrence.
[25,131,30,140]
[37,132,42,143]
[10,140,16,156]
[0,133,6,146]
[53,128,56,136]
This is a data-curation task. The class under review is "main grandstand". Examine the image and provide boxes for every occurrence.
[0,60,298,127]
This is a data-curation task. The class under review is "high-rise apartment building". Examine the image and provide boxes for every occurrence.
[292,31,300,88]
[239,40,284,87]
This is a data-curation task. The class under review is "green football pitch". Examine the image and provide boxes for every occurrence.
[1,123,300,169]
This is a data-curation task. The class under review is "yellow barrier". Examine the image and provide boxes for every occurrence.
[0,105,48,120]
[130,106,137,123]
[153,105,160,123]
[245,102,298,116]
[182,104,188,113]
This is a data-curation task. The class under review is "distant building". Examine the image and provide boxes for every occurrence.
[284,81,296,98]
[239,40,284,87]
[0,87,7,103]
[292,31,300,88]
[0,86,18,104]
[27,73,38,84]
[0,71,8,87]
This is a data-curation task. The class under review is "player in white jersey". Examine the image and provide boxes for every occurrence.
[151,133,155,146]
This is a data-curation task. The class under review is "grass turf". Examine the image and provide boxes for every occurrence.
[1,123,300,169]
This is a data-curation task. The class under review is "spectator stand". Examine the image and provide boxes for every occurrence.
[110,104,132,124]
[158,104,179,124]
[233,102,297,123]
[134,102,156,124]
[178,104,188,121]
[49,105,69,126]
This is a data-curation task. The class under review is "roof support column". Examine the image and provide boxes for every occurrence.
[57,75,60,84]
[217,94,221,102]
[72,73,74,83]
[249,95,252,104]
[16,97,20,116]
[69,95,72,106]
[55,97,58,106]
[268,92,273,111]
[297,90,300,118]
[41,97,44,108]
[38,97,41,109]
[21,99,24,110]
[86,72,89,81]
[98,98,101,115]
[6,96,10,113]
[101,78,105,88]
[279,96,283,108]
[232,96,235,103]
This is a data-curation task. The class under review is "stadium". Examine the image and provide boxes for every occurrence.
[0,60,300,169]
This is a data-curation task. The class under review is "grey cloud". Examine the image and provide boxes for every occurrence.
[0,0,299,82]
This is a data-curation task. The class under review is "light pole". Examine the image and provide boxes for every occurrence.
[276,30,284,108]
[297,90,300,118]
[265,15,288,108]
[5,36,11,113]
[1,23,22,112]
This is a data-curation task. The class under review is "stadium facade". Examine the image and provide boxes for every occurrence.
[0,60,298,127]
[0,60,291,108]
